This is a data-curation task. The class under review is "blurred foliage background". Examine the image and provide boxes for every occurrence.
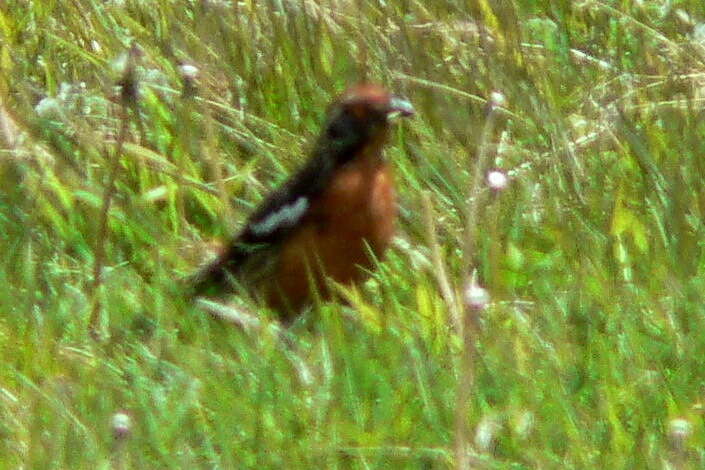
[2,0,705,468]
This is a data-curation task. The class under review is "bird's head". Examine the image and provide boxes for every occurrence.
[319,84,414,164]
[335,83,414,121]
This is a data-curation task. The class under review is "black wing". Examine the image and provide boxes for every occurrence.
[190,106,368,297]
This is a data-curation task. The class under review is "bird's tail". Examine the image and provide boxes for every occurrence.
[188,247,244,298]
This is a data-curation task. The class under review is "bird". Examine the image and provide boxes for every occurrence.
[190,84,414,320]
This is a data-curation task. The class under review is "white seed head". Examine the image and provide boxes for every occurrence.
[111,411,132,439]
[179,64,199,80]
[35,97,61,118]
[474,415,501,453]
[487,170,508,191]
[668,418,692,449]
[464,281,490,311]
[111,52,129,76]
[490,91,506,108]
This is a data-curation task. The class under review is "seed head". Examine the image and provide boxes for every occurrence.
[487,170,508,191]
[111,411,132,440]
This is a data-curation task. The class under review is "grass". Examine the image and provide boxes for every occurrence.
[2,0,705,468]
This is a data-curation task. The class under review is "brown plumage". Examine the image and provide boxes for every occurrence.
[190,84,414,320]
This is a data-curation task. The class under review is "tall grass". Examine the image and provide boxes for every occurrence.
[2,0,705,468]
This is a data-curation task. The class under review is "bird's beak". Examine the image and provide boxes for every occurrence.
[387,96,415,120]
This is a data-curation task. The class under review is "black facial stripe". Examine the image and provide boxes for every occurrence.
[326,109,362,140]
[323,109,370,165]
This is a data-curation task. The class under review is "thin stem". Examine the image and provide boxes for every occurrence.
[455,96,503,469]
[88,104,130,338]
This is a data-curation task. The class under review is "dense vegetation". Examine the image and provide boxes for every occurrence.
[2,1,705,468]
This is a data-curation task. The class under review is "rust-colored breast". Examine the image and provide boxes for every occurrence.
[267,153,397,315]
